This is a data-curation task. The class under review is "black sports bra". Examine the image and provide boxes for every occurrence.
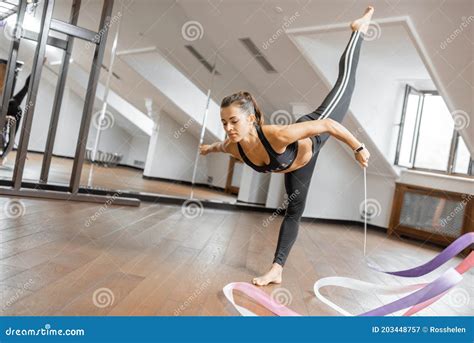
[237,122,298,173]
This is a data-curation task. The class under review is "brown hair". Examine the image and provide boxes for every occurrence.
[220,91,264,126]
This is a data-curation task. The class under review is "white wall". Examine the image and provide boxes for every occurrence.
[143,107,238,188]
[122,51,225,142]
[144,110,207,183]
[121,134,150,168]
[87,124,132,167]
[12,72,145,170]
[305,139,395,228]
[205,152,233,189]
[238,166,271,205]
[266,173,286,208]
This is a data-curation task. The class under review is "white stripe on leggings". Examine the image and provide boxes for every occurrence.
[319,31,361,120]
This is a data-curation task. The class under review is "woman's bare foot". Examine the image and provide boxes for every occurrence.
[351,6,375,34]
[252,263,283,286]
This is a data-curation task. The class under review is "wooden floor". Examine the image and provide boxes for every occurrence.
[0,196,471,316]
[0,151,237,203]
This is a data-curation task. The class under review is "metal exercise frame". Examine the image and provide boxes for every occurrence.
[0,0,139,206]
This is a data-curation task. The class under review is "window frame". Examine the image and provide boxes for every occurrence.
[394,84,473,177]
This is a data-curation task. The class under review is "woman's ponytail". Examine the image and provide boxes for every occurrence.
[221,91,264,126]
[243,91,264,126]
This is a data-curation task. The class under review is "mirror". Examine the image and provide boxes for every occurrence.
[0,0,251,207]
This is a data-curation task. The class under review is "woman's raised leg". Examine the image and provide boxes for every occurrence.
[298,6,373,150]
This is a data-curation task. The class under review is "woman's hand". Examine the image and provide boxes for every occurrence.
[199,144,212,155]
[355,147,370,168]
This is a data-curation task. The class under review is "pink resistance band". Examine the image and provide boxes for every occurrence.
[223,168,473,316]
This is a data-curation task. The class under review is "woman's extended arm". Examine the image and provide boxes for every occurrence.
[325,119,361,150]
[275,118,370,167]
[276,118,359,149]
[327,120,370,167]
[325,119,370,167]
[199,139,230,155]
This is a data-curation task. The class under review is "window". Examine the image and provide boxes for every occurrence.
[395,85,472,176]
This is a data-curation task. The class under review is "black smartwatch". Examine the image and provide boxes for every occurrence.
[354,143,365,153]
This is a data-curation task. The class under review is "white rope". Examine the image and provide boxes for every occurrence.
[363,166,367,256]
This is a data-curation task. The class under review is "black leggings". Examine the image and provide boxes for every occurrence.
[273,30,364,267]
[7,75,31,134]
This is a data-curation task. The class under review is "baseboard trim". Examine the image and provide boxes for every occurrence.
[11,149,227,192]
[142,174,226,193]
[13,148,145,171]
[0,178,387,234]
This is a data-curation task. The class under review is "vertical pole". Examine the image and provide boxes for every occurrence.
[12,0,55,190]
[189,51,218,199]
[40,0,82,183]
[363,167,367,256]
[87,0,123,187]
[69,0,114,193]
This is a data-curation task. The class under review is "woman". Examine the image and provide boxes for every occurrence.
[200,6,373,286]
[1,75,31,164]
